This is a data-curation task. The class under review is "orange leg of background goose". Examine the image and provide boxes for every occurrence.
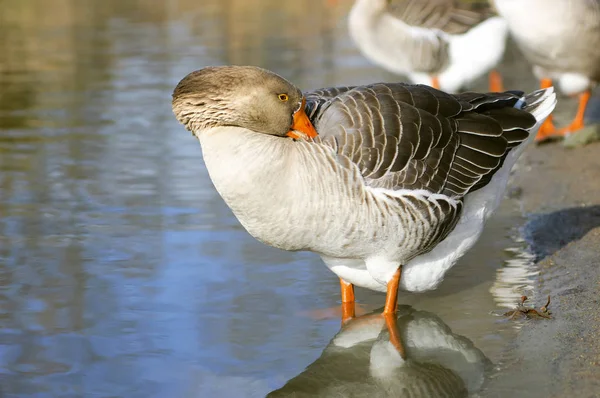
[558,90,591,135]
[535,78,559,142]
[488,70,504,92]
[340,279,356,323]
[431,76,441,90]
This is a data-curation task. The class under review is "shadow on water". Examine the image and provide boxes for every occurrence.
[523,205,600,261]
[268,306,492,398]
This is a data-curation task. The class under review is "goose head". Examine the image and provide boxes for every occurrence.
[172,65,318,140]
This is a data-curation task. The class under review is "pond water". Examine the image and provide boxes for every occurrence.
[0,1,552,396]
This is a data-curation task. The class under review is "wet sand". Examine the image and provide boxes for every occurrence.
[482,137,600,397]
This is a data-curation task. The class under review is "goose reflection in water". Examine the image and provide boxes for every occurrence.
[269,306,492,398]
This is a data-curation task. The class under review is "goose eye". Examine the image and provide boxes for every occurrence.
[278,93,289,102]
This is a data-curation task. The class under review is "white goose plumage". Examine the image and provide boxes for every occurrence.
[492,0,600,139]
[347,0,509,92]
[172,66,556,317]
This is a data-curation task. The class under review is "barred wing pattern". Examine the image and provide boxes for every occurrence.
[306,83,535,196]
[305,84,536,257]
[387,0,495,35]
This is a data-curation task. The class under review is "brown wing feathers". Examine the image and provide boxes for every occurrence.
[387,0,495,35]
[305,87,355,120]
[307,83,536,199]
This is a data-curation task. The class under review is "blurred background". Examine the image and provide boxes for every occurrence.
[0,0,578,397]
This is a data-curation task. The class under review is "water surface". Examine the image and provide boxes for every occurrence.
[0,1,546,396]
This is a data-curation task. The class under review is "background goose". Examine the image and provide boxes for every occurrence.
[345,0,508,93]
[492,0,600,141]
[268,307,492,397]
[172,66,556,331]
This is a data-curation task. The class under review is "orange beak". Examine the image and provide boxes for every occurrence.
[287,98,318,140]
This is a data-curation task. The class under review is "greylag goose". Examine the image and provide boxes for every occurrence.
[268,307,492,397]
[492,0,600,141]
[171,66,555,332]
[346,0,508,93]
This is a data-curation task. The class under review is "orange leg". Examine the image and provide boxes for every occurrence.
[535,78,559,142]
[383,267,401,315]
[558,90,591,135]
[488,69,504,92]
[384,312,407,359]
[340,278,355,303]
[383,268,407,358]
[431,76,441,90]
[340,279,356,323]
[341,302,355,324]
